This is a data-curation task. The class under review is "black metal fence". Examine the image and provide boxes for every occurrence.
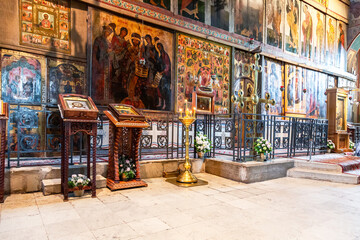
[5,105,328,167]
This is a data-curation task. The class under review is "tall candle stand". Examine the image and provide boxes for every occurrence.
[177,101,197,183]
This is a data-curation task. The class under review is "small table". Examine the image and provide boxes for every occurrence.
[0,102,8,203]
[58,94,99,201]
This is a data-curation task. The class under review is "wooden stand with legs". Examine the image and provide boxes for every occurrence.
[0,102,9,203]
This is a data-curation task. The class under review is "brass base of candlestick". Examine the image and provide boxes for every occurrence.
[176,169,198,183]
[166,177,208,187]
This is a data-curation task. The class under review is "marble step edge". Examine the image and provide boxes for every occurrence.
[294,160,343,173]
[41,175,107,196]
[287,168,360,185]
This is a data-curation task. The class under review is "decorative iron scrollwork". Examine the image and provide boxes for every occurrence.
[157,135,168,148]
[141,135,152,148]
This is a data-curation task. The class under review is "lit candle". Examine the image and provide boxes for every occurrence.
[193,107,196,117]
[179,108,183,118]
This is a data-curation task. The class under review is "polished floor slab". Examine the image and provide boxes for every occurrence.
[1,173,360,240]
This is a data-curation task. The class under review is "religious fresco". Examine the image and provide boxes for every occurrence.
[325,15,337,66]
[90,9,174,111]
[300,3,314,59]
[265,0,284,49]
[313,10,325,63]
[336,21,347,70]
[48,58,86,104]
[20,0,71,53]
[179,0,205,23]
[233,50,256,113]
[285,0,300,54]
[262,58,283,115]
[317,72,327,119]
[314,0,328,8]
[211,0,230,31]
[285,64,306,115]
[234,0,264,42]
[0,49,45,104]
[347,49,357,75]
[305,70,317,117]
[143,0,171,10]
[176,33,231,114]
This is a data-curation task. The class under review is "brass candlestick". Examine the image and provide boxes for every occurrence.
[177,101,197,183]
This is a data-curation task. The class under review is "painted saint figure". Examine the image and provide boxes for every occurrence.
[286,0,299,53]
[301,5,312,58]
[315,12,324,60]
[39,13,53,30]
[327,18,335,57]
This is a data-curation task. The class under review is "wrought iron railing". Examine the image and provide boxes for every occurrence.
[5,105,328,167]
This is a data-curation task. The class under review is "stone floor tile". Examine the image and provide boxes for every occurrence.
[0,214,43,232]
[241,187,269,195]
[227,189,256,198]
[44,219,90,239]
[41,208,81,225]
[127,217,171,235]
[92,223,139,240]
[158,210,202,228]
[0,225,48,240]
[49,231,96,240]
[1,205,39,220]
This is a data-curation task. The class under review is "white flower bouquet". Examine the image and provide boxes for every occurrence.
[254,137,272,154]
[327,139,335,149]
[349,140,355,150]
[195,132,212,154]
[68,174,90,190]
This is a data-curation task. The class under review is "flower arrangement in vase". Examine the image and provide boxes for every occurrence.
[119,154,136,181]
[195,132,212,158]
[349,140,355,150]
[327,139,335,153]
[68,174,90,197]
[254,137,272,161]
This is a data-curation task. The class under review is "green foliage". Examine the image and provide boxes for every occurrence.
[254,137,273,154]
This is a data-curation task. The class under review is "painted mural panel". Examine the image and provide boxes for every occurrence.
[1,49,45,104]
[211,0,230,31]
[262,58,283,115]
[318,72,327,119]
[233,50,256,113]
[325,15,337,66]
[20,0,71,53]
[336,21,347,70]
[143,0,170,10]
[90,9,174,111]
[285,64,306,115]
[300,3,314,59]
[347,49,357,75]
[305,70,318,117]
[48,58,86,104]
[177,34,231,114]
[179,0,205,23]
[265,0,284,49]
[285,0,300,54]
[313,10,325,63]
[234,0,264,42]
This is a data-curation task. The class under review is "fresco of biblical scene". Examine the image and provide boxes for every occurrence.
[143,0,170,10]
[19,0,71,53]
[48,59,86,104]
[325,15,337,66]
[8,105,44,159]
[347,49,357,75]
[266,0,284,49]
[262,58,283,115]
[234,0,264,42]
[1,50,45,104]
[317,72,327,119]
[91,9,174,111]
[285,0,300,54]
[285,64,306,115]
[313,10,325,63]
[300,3,314,59]
[305,70,318,118]
[336,21,347,70]
[177,33,231,114]
[179,0,205,23]
[211,0,230,31]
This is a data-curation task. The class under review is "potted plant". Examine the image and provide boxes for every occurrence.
[254,137,272,161]
[349,140,355,150]
[195,132,212,159]
[119,154,136,181]
[68,174,90,197]
[327,139,335,153]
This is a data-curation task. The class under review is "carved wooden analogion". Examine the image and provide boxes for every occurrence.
[0,102,9,203]
[104,104,149,190]
[58,94,99,201]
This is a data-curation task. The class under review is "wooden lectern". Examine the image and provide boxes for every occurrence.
[326,88,352,152]
[0,101,8,203]
[104,104,149,190]
[58,94,99,200]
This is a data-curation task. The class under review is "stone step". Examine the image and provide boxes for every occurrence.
[42,175,107,196]
[287,168,359,185]
[294,160,343,173]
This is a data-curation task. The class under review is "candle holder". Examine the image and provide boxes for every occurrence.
[177,101,197,183]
